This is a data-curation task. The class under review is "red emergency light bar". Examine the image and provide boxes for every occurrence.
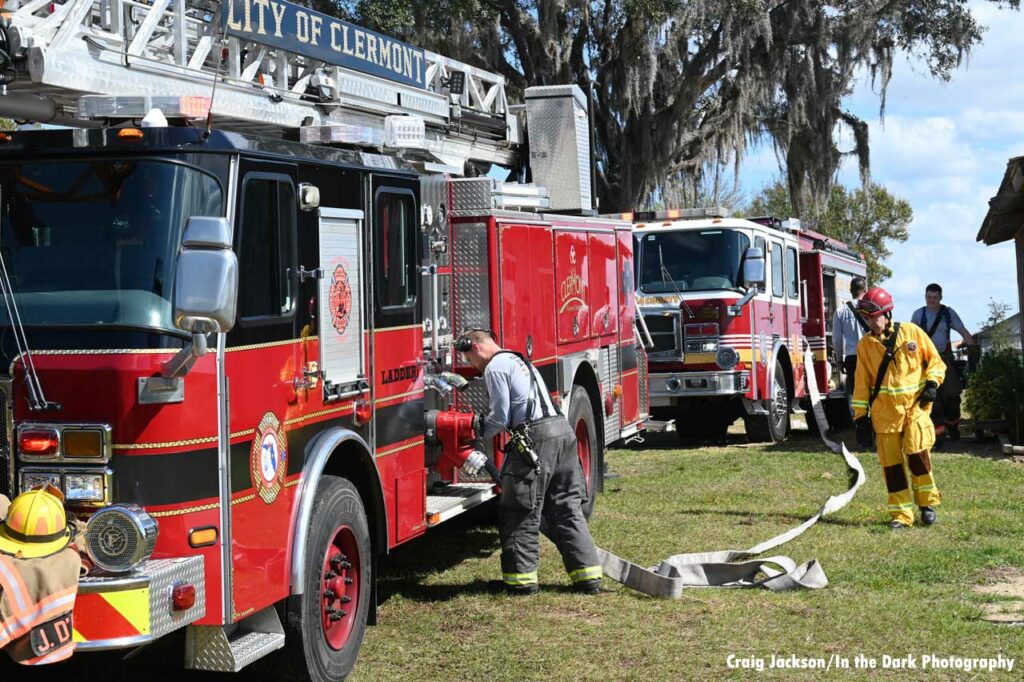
[605,207,731,222]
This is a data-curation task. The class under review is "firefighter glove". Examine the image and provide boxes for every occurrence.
[918,380,939,407]
[855,416,874,449]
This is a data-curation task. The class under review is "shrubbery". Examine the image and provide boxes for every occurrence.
[964,348,1024,442]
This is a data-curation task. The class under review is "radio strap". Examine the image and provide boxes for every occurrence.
[869,323,901,408]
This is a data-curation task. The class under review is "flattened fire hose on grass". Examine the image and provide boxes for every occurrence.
[597,347,865,594]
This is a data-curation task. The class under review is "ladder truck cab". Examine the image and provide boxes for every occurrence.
[628,208,866,442]
[0,0,647,679]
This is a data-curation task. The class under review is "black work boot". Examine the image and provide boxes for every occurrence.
[506,583,539,597]
[920,506,937,526]
[573,579,602,595]
[888,520,908,531]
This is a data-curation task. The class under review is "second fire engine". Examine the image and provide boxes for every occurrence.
[630,209,866,442]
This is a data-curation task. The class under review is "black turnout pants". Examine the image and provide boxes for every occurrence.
[497,417,601,586]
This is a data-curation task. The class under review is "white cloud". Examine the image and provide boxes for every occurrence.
[739,2,1024,328]
[846,2,1024,119]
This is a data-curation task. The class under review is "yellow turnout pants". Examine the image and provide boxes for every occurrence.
[875,413,941,526]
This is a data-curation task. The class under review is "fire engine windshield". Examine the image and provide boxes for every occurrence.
[638,229,751,293]
[0,159,223,333]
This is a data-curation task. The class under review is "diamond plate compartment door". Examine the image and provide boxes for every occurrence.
[524,85,592,212]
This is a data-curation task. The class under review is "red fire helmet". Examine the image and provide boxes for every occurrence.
[858,287,894,317]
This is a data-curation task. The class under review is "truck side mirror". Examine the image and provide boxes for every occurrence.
[173,217,238,334]
[743,247,765,288]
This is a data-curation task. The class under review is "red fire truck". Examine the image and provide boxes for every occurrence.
[0,0,646,678]
[630,209,866,442]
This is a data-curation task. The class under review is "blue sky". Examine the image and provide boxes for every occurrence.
[741,1,1023,331]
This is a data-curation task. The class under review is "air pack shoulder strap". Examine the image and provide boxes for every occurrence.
[869,322,901,407]
[846,301,869,333]
[924,305,948,339]
[493,350,557,423]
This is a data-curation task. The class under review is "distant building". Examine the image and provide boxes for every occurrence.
[978,156,1024,351]
[973,312,1022,355]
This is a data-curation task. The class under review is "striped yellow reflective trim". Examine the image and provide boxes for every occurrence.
[568,566,603,583]
[887,502,914,511]
[876,381,927,396]
[851,400,869,408]
[502,572,538,586]
[72,587,151,643]
[913,484,936,491]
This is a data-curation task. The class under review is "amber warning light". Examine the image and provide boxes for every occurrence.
[79,95,212,121]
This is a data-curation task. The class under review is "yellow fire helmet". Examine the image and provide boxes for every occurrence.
[0,484,74,558]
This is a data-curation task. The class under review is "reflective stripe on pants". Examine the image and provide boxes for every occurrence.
[876,413,941,526]
[497,418,600,586]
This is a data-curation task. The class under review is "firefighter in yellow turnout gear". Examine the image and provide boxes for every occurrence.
[851,287,945,529]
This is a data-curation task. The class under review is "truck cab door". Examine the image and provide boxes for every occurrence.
[224,159,303,621]
[368,175,427,544]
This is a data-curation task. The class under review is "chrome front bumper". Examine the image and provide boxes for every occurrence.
[74,556,206,651]
[649,371,748,404]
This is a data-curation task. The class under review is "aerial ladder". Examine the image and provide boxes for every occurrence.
[0,0,520,172]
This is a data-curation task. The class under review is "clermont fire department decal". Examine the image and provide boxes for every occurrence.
[559,244,586,314]
[907,341,918,353]
[329,264,353,336]
[251,412,288,504]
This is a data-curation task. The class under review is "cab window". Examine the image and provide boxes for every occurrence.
[238,176,296,319]
[786,246,799,298]
[374,189,417,310]
[770,242,784,298]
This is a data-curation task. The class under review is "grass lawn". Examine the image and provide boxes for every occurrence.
[352,426,1024,681]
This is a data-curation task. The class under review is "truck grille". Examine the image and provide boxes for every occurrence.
[0,379,11,498]
[643,314,678,355]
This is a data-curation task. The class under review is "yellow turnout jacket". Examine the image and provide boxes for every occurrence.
[852,322,946,433]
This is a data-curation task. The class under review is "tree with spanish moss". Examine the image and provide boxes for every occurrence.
[321,0,1019,214]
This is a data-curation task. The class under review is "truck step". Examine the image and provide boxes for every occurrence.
[426,482,497,526]
[185,606,285,672]
[643,419,676,433]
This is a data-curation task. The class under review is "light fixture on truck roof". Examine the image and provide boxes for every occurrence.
[384,115,426,149]
[747,216,802,233]
[78,95,211,121]
[611,207,732,223]
[301,113,427,150]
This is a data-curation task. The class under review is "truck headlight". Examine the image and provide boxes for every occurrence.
[715,346,739,370]
[85,505,158,573]
[65,473,106,502]
[21,470,61,491]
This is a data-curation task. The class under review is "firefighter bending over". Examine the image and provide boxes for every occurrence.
[851,288,945,530]
[457,329,603,595]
